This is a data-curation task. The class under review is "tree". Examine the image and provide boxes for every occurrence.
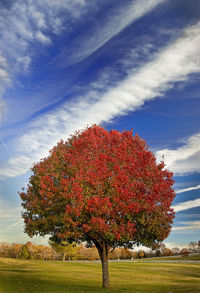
[109,247,121,260]
[9,243,22,258]
[180,248,189,256]
[138,250,145,259]
[77,245,99,260]
[18,244,30,259]
[162,248,173,256]
[36,244,53,260]
[172,247,180,255]
[131,251,138,259]
[49,240,77,261]
[19,125,175,288]
[188,241,197,252]
[25,241,37,259]
[155,249,161,257]
[0,242,10,257]
[159,243,166,255]
[120,248,132,259]
[198,241,200,251]
[146,250,155,258]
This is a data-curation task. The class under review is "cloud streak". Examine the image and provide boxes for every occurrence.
[0,53,11,119]
[172,221,200,231]
[60,0,166,65]
[156,133,200,174]
[176,184,200,194]
[0,0,88,119]
[0,21,200,179]
[172,198,200,212]
[0,199,21,219]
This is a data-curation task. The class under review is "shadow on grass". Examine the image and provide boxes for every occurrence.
[0,261,110,293]
[0,260,200,293]
[0,270,102,293]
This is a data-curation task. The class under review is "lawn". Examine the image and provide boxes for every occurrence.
[0,258,199,293]
[137,253,200,262]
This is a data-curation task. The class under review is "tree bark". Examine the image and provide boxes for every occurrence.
[95,240,110,288]
[53,251,55,261]
[63,252,67,262]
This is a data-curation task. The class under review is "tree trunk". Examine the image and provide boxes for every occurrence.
[95,240,110,288]
[63,252,67,262]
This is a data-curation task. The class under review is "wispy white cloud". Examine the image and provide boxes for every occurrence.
[156,134,200,175]
[0,134,12,157]
[0,198,49,244]
[0,0,89,72]
[179,221,200,226]
[172,198,200,212]
[172,221,200,231]
[176,184,200,194]
[0,0,88,119]
[4,220,22,232]
[0,199,21,219]
[0,21,200,179]
[5,0,164,124]
[56,0,166,66]
[0,53,11,119]
[0,99,4,120]
[35,31,52,45]
[164,242,189,249]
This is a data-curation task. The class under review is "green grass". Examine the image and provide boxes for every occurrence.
[185,254,200,260]
[139,253,200,262]
[0,258,200,293]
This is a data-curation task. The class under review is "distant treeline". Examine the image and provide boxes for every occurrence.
[0,241,199,261]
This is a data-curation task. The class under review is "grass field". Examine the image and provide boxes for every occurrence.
[137,253,200,262]
[0,258,199,293]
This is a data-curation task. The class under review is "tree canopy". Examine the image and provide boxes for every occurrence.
[19,125,175,288]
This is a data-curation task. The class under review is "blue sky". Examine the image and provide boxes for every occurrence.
[0,0,200,249]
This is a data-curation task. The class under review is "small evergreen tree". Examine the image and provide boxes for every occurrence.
[18,245,30,259]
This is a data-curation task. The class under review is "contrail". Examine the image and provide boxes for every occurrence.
[0,134,12,157]
[6,219,22,231]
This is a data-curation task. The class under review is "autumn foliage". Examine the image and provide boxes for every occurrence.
[19,125,175,288]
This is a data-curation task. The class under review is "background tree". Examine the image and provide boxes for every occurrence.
[36,244,53,260]
[138,250,145,259]
[9,243,22,258]
[49,240,77,261]
[198,240,200,251]
[188,241,197,253]
[172,247,180,255]
[19,125,175,288]
[18,244,30,259]
[159,243,166,255]
[162,248,173,256]
[25,241,37,259]
[109,247,121,260]
[180,248,189,256]
[145,250,155,258]
[77,245,99,261]
[155,249,161,257]
[131,251,138,259]
[0,242,10,258]
[121,248,132,259]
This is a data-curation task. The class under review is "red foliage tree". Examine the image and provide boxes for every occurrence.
[19,125,175,288]
[180,248,189,256]
[163,248,173,256]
